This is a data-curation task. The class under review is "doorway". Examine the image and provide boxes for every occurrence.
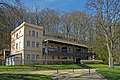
[76,58,81,64]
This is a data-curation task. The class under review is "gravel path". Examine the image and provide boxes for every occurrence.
[53,72,106,80]
[29,69,106,80]
[0,69,106,80]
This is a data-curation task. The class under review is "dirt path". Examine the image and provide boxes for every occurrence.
[0,69,106,80]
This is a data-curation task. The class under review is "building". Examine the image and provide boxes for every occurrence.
[0,49,10,65]
[7,22,93,65]
[0,49,10,60]
[43,35,92,64]
[7,22,43,65]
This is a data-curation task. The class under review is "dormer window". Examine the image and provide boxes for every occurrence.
[32,30,35,37]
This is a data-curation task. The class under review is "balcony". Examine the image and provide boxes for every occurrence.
[43,47,92,57]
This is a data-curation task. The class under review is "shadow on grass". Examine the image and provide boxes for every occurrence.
[78,64,92,69]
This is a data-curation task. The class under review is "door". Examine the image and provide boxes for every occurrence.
[76,58,81,64]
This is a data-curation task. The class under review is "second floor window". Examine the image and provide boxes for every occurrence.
[27,41,30,47]
[29,30,31,36]
[19,31,21,36]
[36,42,39,48]
[36,32,38,37]
[16,33,18,39]
[32,30,35,37]
[16,43,18,49]
[32,41,35,47]
[19,41,21,49]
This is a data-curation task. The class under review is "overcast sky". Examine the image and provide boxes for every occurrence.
[23,0,86,12]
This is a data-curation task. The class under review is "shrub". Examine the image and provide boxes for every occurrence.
[80,60,103,64]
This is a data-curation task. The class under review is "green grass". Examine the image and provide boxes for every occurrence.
[87,64,120,80]
[0,64,81,80]
[0,74,52,80]
[34,64,82,70]
[0,66,33,71]
[0,64,81,71]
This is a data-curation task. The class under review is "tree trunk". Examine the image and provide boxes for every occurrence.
[109,56,113,68]
[106,35,113,68]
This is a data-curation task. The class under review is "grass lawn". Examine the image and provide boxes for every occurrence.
[0,74,52,80]
[87,64,120,80]
[0,64,81,71]
[0,66,33,71]
[0,64,81,80]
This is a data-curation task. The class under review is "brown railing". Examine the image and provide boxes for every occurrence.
[43,47,92,56]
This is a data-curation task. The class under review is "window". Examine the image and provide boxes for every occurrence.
[29,30,31,36]
[58,47,60,51]
[16,33,18,39]
[58,56,60,59]
[52,56,54,59]
[36,32,38,37]
[69,57,71,59]
[73,57,75,60]
[36,42,39,48]
[19,41,21,49]
[19,31,21,36]
[32,41,35,47]
[69,48,70,50]
[32,30,35,37]
[16,43,18,49]
[51,46,54,49]
[36,55,40,59]
[81,49,83,52]
[27,41,30,47]
[32,54,35,59]
[27,54,30,59]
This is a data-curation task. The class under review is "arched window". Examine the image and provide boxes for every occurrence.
[16,33,18,39]
[32,30,35,37]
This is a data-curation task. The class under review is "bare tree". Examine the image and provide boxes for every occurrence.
[60,13,73,40]
[60,11,94,42]
[0,0,27,50]
[39,8,60,35]
[70,11,93,41]
[86,0,120,68]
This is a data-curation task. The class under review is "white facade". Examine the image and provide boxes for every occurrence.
[10,22,43,65]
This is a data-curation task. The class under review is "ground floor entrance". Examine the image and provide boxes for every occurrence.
[76,58,81,64]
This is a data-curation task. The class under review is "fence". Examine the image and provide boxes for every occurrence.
[55,69,91,74]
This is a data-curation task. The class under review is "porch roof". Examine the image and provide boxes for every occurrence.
[43,39,88,48]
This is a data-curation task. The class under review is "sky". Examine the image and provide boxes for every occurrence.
[22,0,87,12]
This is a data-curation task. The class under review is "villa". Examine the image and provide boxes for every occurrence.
[6,22,93,65]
